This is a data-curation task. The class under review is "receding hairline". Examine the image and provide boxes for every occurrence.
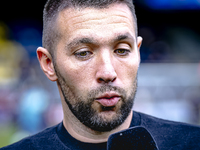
[57,2,137,30]
[48,1,137,30]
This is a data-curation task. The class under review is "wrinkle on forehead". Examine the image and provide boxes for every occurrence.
[60,3,133,22]
[57,3,136,37]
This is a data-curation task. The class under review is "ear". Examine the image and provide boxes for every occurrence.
[37,47,58,81]
[137,36,143,63]
[137,36,143,50]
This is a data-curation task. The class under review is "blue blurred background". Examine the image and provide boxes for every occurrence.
[0,0,200,147]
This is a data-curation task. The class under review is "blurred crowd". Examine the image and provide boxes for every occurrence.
[0,21,63,146]
[139,26,200,63]
[0,17,200,147]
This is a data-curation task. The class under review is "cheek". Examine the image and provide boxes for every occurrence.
[118,60,139,94]
[56,59,94,97]
[128,64,138,81]
[119,58,138,80]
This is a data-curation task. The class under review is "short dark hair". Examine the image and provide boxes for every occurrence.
[42,0,137,57]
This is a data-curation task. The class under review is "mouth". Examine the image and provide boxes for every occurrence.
[95,92,121,107]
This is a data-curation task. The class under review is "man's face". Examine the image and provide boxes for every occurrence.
[54,3,140,132]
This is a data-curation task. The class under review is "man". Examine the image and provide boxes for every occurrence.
[1,0,200,149]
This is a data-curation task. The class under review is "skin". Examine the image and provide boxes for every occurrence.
[37,3,142,143]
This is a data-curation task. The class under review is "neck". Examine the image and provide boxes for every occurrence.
[62,102,133,143]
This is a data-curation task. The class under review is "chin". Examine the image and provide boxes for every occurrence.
[98,110,119,120]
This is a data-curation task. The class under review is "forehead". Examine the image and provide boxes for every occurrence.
[56,3,136,43]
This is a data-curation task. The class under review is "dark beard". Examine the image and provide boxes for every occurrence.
[55,66,137,132]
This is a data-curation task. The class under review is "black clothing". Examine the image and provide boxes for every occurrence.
[1,111,200,150]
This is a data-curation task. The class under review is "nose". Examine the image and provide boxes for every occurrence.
[96,51,117,84]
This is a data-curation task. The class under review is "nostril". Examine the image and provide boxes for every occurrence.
[98,78,104,83]
[97,76,116,83]
[111,77,116,82]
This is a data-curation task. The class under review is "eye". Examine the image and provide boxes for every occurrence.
[115,49,130,56]
[114,43,131,56]
[74,50,93,60]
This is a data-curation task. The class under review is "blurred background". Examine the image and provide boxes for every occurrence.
[0,0,200,147]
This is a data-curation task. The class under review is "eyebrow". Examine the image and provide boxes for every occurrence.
[114,33,135,43]
[67,37,95,50]
[66,32,135,50]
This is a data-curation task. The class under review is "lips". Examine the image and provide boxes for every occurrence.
[95,93,121,107]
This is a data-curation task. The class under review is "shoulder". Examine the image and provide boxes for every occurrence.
[135,111,200,149]
[0,123,60,150]
[137,111,200,132]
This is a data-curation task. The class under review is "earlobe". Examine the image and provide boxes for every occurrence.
[37,47,58,81]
